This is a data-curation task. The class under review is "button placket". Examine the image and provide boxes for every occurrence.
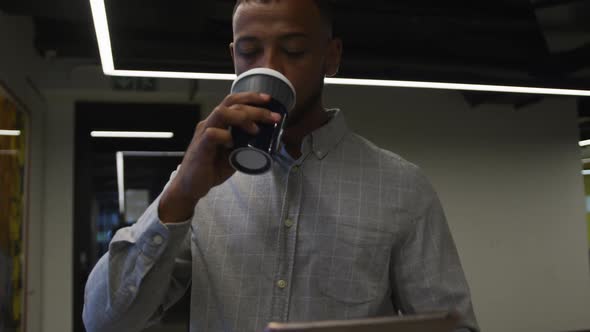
[282,163,303,321]
[284,218,295,228]
[270,163,303,322]
[277,279,288,289]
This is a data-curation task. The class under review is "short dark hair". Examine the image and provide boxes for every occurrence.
[232,0,334,36]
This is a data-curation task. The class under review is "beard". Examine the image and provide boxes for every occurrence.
[284,76,325,129]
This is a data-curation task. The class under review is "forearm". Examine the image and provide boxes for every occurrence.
[158,177,204,224]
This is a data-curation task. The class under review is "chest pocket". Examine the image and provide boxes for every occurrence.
[302,222,393,305]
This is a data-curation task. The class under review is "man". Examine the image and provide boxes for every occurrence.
[83,1,479,331]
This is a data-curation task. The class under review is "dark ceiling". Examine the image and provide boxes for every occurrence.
[1,0,590,136]
[1,0,590,89]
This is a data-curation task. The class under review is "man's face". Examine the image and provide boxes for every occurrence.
[231,0,341,127]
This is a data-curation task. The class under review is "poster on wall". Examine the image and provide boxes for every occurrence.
[0,82,29,332]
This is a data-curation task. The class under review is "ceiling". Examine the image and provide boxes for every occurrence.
[1,0,590,136]
[0,0,589,85]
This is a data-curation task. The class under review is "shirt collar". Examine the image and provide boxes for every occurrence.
[302,108,348,160]
[275,108,348,166]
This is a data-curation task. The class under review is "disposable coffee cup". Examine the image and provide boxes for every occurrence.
[229,68,296,175]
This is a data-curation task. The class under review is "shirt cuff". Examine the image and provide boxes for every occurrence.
[136,210,191,260]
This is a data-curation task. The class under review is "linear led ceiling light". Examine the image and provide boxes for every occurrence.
[0,130,21,136]
[580,140,590,147]
[89,0,590,97]
[91,131,174,138]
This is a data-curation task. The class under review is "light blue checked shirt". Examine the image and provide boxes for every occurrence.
[83,109,479,332]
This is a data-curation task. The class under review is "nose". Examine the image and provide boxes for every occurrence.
[260,48,284,74]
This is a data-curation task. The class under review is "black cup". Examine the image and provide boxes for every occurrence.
[229,68,296,175]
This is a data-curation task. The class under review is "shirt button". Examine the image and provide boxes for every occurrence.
[284,218,294,228]
[128,285,137,293]
[291,166,299,173]
[277,280,287,289]
[152,234,163,245]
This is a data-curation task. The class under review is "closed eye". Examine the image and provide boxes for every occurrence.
[284,49,306,57]
[238,49,260,59]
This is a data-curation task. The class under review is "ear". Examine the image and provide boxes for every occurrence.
[229,42,236,72]
[325,38,342,77]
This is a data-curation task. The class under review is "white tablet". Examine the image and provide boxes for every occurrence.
[264,312,460,332]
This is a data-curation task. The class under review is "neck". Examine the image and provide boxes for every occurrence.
[281,102,331,160]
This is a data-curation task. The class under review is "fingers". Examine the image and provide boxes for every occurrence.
[206,98,282,135]
[174,93,280,199]
[199,127,233,152]
[221,92,271,108]
[193,92,283,154]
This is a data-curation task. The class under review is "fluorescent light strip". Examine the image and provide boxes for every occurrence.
[582,170,590,176]
[120,151,185,157]
[107,69,237,81]
[325,78,590,97]
[104,69,590,96]
[91,131,174,138]
[116,152,125,214]
[580,140,590,147]
[89,0,114,71]
[89,0,590,97]
[0,130,21,136]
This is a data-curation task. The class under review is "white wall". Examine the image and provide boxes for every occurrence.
[325,85,590,332]
[0,11,47,332]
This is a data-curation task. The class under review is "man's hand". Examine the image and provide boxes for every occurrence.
[158,92,281,223]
